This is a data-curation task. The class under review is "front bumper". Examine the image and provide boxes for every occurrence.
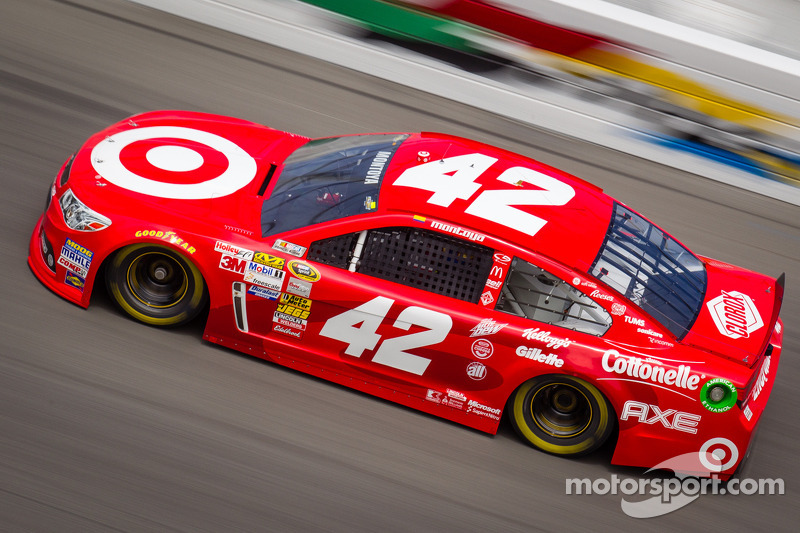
[28,212,94,309]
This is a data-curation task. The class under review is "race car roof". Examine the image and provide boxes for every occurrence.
[379,132,615,272]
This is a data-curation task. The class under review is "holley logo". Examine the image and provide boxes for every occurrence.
[706,291,763,339]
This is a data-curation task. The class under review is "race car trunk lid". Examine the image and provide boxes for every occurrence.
[682,258,784,367]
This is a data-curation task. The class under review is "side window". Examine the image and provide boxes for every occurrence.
[497,258,611,336]
[308,227,493,303]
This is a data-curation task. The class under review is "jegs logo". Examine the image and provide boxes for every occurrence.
[706,290,764,339]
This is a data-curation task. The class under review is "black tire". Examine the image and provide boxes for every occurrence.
[106,244,206,327]
[508,375,614,457]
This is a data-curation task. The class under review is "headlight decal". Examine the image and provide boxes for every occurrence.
[59,189,112,231]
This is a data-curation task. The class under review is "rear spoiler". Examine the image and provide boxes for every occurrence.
[756,273,785,359]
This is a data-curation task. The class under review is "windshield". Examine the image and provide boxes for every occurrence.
[590,203,706,339]
[261,134,408,236]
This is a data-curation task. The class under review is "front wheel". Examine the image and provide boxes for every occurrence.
[508,375,614,456]
[106,244,207,327]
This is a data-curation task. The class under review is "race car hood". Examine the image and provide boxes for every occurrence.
[65,110,309,231]
[682,257,784,366]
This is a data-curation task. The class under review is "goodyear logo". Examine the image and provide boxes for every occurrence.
[253,252,285,269]
[287,260,320,282]
[279,293,311,311]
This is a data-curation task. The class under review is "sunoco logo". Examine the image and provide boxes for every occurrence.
[706,291,763,339]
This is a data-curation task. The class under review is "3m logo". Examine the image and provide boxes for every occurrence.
[706,291,763,339]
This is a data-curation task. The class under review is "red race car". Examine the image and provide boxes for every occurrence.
[29,110,783,478]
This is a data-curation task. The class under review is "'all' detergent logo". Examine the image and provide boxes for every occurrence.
[706,291,763,339]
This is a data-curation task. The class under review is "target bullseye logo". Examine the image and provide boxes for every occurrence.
[91,126,257,199]
[145,145,204,172]
[698,437,739,472]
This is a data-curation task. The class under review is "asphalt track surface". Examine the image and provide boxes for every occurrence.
[1,1,798,531]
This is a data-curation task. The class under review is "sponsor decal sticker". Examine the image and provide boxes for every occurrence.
[273,239,306,257]
[275,301,310,320]
[273,323,303,339]
[279,293,311,311]
[252,252,285,269]
[620,401,701,434]
[648,337,675,347]
[750,356,771,405]
[273,311,307,331]
[624,316,645,327]
[590,289,614,302]
[90,126,257,199]
[286,277,312,298]
[600,349,704,397]
[700,378,737,413]
[135,230,195,253]
[637,328,663,338]
[244,270,284,291]
[447,389,467,402]
[698,438,738,472]
[480,291,494,306]
[466,361,487,380]
[64,270,85,292]
[521,328,572,349]
[364,151,391,185]
[247,261,283,279]
[58,238,93,278]
[247,285,279,300]
[516,346,564,367]
[441,396,465,410]
[426,389,443,403]
[706,290,764,339]
[470,318,507,337]
[287,260,320,282]
[471,339,493,359]
[572,276,598,289]
[429,220,485,242]
[215,240,253,260]
[611,303,627,316]
[219,254,248,275]
[467,400,501,421]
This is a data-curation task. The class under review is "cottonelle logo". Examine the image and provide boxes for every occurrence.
[706,290,763,339]
[600,350,703,394]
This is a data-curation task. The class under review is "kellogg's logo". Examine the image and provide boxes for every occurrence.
[706,291,763,339]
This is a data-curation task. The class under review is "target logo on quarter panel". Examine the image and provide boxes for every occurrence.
[91,126,257,199]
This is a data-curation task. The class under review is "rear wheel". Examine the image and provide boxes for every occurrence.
[508,375,613,456]
[106,244,206,327]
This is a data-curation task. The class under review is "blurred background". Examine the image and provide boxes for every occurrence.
[2,1,798,531]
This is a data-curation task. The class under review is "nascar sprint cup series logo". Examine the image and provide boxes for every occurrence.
[706,291,763,339]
